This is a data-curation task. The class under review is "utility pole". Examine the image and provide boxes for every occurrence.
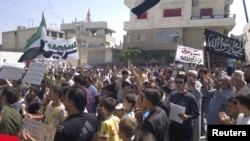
[243,0,249,23]
[50,23,57,29]
[75,22,82,66]
[28,19,33,28]
[78,22,83,66]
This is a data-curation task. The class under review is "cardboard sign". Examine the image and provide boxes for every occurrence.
[21,118,56,141]
[22,63,47,85]
[175,45,204,65]
[0,62,25,80]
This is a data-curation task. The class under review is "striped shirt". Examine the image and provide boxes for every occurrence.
[44,101,67,128]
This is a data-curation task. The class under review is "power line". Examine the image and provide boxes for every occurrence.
[4,0,50,10]
[28,19,34,28]
[47,0,61,20]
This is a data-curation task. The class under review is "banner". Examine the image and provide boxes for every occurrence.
[175,45,204,65]
[42,36,79,62]
[22,63,47,85]
[0,62,25,80]
[204,29,245,60]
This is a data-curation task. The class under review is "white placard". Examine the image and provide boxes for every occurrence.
[22,118,56,141]
[0,62,25,80]
[175,45,204,65]
[169,103,186,124]
[22,63,47,85]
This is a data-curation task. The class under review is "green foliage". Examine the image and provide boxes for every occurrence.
[118,47,170,63]
[118,47,142,61]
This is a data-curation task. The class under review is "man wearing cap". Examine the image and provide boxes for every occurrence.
[114,103,125,119]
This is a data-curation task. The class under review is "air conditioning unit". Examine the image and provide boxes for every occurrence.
[170,34,180,42]
[192,0,198,6]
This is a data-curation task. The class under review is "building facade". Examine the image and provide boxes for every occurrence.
[1,10,122,66]
[60,12,122,66]
[2,26,64,52]
[123,0,235,65]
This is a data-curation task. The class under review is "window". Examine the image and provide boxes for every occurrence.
[155,30,179,42]
[136,33,145,41]
[163,8,182,17]
[51,31,57,38]
[59,33,63,38]
[138,12,147,19]
[200,8,212,18]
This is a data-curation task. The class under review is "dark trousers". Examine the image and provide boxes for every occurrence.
[169,124,192,141]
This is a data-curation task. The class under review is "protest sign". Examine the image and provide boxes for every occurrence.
[0,62,25,80]
[175,45,204,65]
[22,63,47,85]
[22,118,56,141]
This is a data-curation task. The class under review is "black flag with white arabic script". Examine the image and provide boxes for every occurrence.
[204,29,245,61]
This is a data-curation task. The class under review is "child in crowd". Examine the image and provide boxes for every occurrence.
[118,117,137,141]
[114,103,125,119]
[235,94,250,124]
[99,97,122,141]
[133,131,156,141]
[219,97,239,125]
[26,86,42,115]
[122,81,132,95]
[122,94,136,121]
[26,85,67,128]
[11,86,27,118]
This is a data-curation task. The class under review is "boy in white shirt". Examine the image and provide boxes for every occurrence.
[236,94,250,125]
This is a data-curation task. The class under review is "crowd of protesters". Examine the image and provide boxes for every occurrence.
[0,61,250,141]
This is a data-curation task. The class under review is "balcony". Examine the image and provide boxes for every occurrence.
[125,13,235,30]
[191,14,235,20]
[188,13,235,29]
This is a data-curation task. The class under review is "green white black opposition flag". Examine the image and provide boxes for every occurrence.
[41,36,79,62]
[18,13,47,62]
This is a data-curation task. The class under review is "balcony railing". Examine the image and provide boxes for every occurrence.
[191,14,235,20]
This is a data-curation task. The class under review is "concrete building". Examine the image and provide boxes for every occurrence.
[1,10,122,66]
[1,26,64,52]
[123,0,235,65]
[60,10,122,66]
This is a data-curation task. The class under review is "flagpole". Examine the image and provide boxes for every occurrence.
[204,40,211,74]
[206,49,211,75]
[243,0,249,23]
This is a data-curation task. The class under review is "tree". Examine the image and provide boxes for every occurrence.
[141,50,153,64]
[118,47,142,65]
[152,50,169,64]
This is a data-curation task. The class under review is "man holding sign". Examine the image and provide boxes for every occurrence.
[168,73,200,141]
